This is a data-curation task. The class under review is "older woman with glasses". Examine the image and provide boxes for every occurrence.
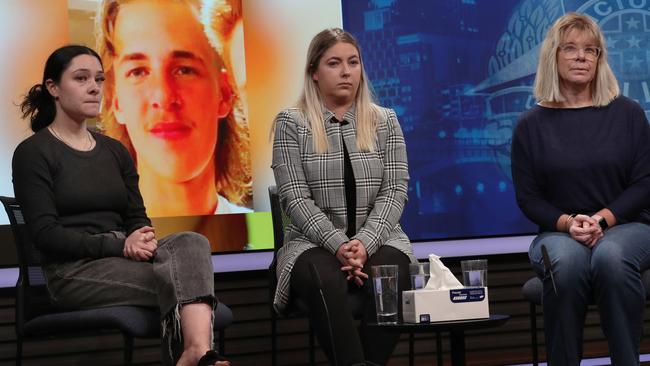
[511,12,650,365]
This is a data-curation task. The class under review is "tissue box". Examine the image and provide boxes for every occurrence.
[402,287,489,323]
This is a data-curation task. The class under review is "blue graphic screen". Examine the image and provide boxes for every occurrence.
[342,0,650,241]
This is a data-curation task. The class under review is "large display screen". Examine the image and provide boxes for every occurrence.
[0,0,342,255]
[342,0,650,240]
[1,0,648,260]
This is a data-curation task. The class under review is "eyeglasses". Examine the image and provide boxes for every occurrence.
[558,44,601,60]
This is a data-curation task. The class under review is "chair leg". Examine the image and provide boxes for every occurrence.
[436,331,443,366]
[123,334,134,366]
[218,329,226,355]
[271,311,278,366]
[309,322,315,366]
[530,302,539,366]
[408,332,414,366]
[16,335,22,366]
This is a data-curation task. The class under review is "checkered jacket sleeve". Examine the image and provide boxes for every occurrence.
[352,108,409,256]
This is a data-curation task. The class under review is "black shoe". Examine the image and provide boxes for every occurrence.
[197,350,228,366]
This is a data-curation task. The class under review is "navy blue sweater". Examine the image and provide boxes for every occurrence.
[12,129,150,261]
[511,96,650,231]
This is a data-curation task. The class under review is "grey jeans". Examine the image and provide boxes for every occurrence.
[43,231,215,362]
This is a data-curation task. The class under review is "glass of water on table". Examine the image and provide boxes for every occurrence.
[371,265,399,324]
[461,259,487,287]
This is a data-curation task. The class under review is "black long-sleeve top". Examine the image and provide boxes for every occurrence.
[332,117,357,238]
[511,96,650,231]
[12,129,151,262]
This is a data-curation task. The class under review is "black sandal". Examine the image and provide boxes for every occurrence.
[197,350,228,366]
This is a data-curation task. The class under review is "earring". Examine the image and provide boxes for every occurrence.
[220,68,233,104]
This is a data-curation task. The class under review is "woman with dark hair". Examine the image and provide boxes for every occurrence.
[271,28,416,365]
[13,45,228,366]
[512,13,650,365]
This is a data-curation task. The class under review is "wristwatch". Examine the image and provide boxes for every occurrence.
[598,217,609,231]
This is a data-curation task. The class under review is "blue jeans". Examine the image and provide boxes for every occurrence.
[529,222,650,366]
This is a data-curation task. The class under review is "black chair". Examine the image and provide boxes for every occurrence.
[268,186,426,365]
[268,186,366,366]
[0,196,233,365]
[522,271,650,366]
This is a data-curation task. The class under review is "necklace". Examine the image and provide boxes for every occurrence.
[48,126,95,151]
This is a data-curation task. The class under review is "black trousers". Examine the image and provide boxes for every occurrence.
[291,245,411,366]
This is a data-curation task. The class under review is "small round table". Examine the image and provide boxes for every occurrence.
[367,314,510,366]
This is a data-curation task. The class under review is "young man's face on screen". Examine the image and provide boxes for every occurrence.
[112,0,231,182]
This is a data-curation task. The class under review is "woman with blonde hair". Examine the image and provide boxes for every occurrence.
[272,28,416,365]
[512,12,650,365]
[96,0,252,217]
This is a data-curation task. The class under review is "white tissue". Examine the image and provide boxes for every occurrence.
[424,254,463,290]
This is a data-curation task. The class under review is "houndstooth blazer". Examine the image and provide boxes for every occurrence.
[271,105,416,313]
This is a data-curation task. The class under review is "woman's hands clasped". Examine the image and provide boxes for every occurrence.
[124,226,158,261]
[568,214,604,248]
[336,239,369,286]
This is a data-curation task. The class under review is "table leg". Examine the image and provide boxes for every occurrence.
[449,329,466,366]
[436,332,443,366]
[409,332,414,366]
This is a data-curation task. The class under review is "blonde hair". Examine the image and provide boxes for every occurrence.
[95,0,252,205]
[534,12,619,107]
[299,28,379,153]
